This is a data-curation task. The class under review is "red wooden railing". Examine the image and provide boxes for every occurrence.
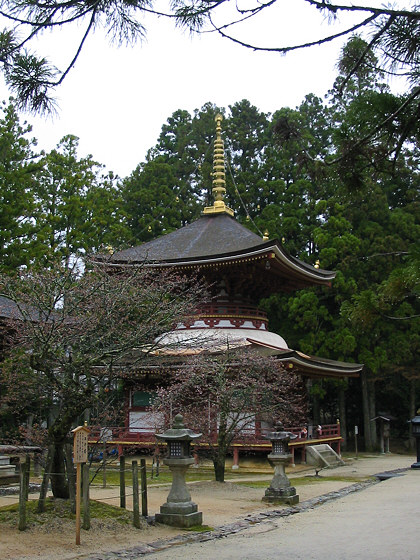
[196,303,268,320]
[88,423,341,450]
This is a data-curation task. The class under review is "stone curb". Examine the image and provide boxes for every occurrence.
[81,468,409,560]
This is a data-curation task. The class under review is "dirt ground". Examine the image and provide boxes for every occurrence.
[0,454,413,560]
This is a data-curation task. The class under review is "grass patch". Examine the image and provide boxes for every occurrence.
[89,464,254,487]
[235,475,369,489]
[0,498,132,527]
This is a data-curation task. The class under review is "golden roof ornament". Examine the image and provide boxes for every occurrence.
[202,114,234,217]
[263,229,269,241]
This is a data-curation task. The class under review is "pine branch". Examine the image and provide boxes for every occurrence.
[326,86,420,165]
[210,13,378,53]
[305,1,420,20]
[337,15,397,96]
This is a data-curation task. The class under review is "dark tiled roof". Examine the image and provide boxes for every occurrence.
[0,295,24,320]
[0,295,45,322]
[110,214,264,263]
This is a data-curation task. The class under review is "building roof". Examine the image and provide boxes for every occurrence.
[100,114,361,378]
[151,326,363,378]
[103,214,335,288]
[109,214,262,262]
[0,295,25,320]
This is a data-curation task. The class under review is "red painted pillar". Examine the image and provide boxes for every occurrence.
[232,447,239,470]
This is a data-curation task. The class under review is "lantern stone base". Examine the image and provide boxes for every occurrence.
[411,461,420,469]
[262,486,299,505]
[155,501,202,527]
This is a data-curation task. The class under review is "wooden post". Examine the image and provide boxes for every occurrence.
[72,424,90,545]
[75,462,81,545]
[119,456,126,509]
[132,461,140,528]
[24,454,30,501]
[140,458,148,518]
[82,464,90,530]
[18,461,28,531]
[38,444,54,513]
[232,447,239,469]
[102,441,107,488]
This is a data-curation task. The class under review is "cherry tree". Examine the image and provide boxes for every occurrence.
[154,350,307,482]
[0,257,205,498]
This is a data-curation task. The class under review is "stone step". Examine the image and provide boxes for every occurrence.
[306,444,345,471]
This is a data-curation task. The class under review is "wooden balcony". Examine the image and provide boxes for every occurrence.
[187,303,269,329]
[88,422,342,465]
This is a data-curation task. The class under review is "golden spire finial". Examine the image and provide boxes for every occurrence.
[202,114,234,217]
[263,229,269,241]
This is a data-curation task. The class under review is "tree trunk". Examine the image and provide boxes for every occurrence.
[214,421,227,483]
[38,444,54,512]
[213,454,226,483]
[361,370,372,451]
[368,380,377,449]
[338,386,347,451]
[51,442,69,499]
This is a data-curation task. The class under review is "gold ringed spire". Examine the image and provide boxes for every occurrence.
[202,114,234,217]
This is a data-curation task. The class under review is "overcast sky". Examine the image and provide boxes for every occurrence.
[0,1,406,179]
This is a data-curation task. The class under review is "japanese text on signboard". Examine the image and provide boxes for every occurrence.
[73,430,88,463]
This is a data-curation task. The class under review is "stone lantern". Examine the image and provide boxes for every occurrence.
[155,414,203,527]
[410,410,420,469]
[262,422,299,505]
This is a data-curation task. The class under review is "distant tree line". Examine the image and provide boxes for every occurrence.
[0,36,419,452]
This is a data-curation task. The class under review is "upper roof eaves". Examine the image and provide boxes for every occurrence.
[102,213,335,283]
[108,214,264,263]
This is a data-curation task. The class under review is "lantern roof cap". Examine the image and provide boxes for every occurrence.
[264,422,297,441]
[155,414,202,441]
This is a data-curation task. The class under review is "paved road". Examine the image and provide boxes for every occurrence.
[151,469,419,560]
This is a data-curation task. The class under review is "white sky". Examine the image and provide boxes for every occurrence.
[0,1,407,178]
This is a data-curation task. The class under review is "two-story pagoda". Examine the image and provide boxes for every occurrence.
[98,115,362,449]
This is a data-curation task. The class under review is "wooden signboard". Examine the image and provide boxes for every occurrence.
[73,426,89,463]
[72,425,90,545]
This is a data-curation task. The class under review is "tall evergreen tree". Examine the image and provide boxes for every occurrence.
[34,135,129,266]
[0,100,42,272]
